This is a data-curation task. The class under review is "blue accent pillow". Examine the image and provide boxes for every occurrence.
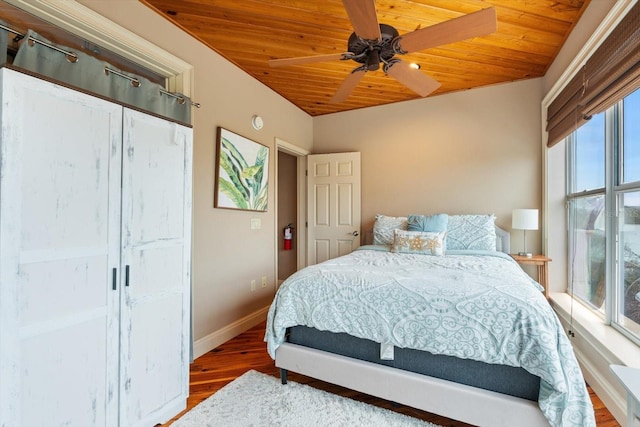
[407,214,449,232]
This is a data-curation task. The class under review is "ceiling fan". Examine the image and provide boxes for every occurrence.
[268,0,497,104]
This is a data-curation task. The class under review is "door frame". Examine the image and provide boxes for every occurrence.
[275,138,309,283]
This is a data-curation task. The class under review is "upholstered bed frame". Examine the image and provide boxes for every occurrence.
[275,226,551,427]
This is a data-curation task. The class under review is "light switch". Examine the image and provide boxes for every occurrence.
[251,218,261,230]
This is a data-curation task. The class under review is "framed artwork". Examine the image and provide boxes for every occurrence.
[214,127,269,211]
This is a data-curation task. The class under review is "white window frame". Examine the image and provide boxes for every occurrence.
[613,97,640,343]
[564,87,640,347]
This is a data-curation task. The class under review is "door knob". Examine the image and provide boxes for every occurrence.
[352,231,360,236]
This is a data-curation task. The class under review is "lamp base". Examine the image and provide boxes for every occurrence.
[518,251,533,258]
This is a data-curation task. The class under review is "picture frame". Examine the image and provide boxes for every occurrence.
[214,127,269,212]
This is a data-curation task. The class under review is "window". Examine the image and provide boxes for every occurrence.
[567,88,640,343]
[572,113,606,193]
[568,114,606,312]
[617,90,640,338]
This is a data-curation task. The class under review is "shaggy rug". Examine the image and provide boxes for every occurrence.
[172,370,442,426]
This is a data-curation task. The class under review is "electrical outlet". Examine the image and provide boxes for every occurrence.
[261,276,267,288]
[250,218,261,230]
[250,279,256,292]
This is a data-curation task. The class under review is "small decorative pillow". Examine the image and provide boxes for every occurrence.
[447,214,496,250]
[373,214,408,245]
[391,229,446,256]
[407,214,449,232]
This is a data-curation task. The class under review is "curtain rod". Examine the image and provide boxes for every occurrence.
[105,67,200,108]
[2,23,78,62]
[0,23,200,108]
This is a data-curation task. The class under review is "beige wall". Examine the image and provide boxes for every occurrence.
[77,0,313,350]
[314,79,544,255]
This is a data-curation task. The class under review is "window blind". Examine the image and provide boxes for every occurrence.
[546,2,640,147]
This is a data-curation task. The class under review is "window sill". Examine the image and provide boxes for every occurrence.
[550,292,640,369]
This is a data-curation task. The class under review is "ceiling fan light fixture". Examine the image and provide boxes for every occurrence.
[409,63,421,70]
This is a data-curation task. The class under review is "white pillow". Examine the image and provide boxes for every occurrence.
[446,214,497,250]
[373,214,407,245]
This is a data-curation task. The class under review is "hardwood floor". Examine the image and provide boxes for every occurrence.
[163,321,620,426]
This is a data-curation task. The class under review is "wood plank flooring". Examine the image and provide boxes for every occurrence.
[163,321,620,426]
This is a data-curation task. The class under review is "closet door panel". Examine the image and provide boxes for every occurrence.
[120,109,192,427]
[18,257,108,326]
[126,116,186,242]
[19,96,115,251]
[20,318,110,427]
[0,70,122,427]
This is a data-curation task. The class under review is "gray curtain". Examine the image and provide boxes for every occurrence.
[0,20,9,65]
[13,30,191,124]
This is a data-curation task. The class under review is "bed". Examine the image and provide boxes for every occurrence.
[264,214,595,427]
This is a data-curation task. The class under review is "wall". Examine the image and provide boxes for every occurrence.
[314,79,543,254]
[76,0,313,356]
[277,151,297,281]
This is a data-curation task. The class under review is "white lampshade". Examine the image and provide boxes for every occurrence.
[512,209,539,230]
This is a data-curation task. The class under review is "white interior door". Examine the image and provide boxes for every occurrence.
[0,69,122,427]
[119,109,192,427]
[307,152,361,265]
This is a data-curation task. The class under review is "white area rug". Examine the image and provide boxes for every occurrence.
[172,370,441,426]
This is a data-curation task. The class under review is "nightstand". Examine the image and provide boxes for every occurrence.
[510,254,552,299]
[610,365,640,427]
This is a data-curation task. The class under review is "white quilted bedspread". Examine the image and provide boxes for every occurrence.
[265,247,595,427]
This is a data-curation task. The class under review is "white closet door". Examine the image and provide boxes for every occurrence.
[0,70,122,427]
[119,109,193,426]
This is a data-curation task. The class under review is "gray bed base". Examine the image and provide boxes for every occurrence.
[275,342,550,427]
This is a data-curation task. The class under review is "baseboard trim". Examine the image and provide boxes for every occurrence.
[193,306,270,359]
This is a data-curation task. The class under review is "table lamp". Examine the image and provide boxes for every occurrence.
[512,209,538,257]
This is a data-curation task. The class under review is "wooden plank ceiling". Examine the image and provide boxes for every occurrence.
[142,0,590,116]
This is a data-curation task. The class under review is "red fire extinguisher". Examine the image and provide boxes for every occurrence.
[284,224,293,251]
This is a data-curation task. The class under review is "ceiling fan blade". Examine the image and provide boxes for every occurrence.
[397,7,497,54]
[269,53,352,67]
[330,68,366,103]
[386,61,441,97]
[342,0,381,41]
